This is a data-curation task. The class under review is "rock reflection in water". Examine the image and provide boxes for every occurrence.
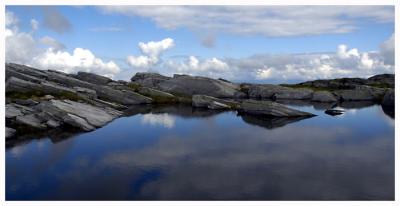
[239,114,313,129]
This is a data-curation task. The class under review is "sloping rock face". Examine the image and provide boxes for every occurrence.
[238,100,315,117]
[334,86,386,101]
[74,72,113,85]
[192,95,231,110]
[137,87,177,103]
[131,73,246,98]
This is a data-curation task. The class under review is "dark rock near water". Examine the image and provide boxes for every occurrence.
[382,89,394,107]
[240,114,313,130]
[311,91,337,102]
[192,95,231,110]
[325,109,345,116]
[238,100,316,117]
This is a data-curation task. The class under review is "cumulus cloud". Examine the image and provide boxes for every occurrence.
[99,6,393,37]
[127,38,174,69]
[42,6,72,34]
[39,36,66,52]
[5,11,120,78]
[380,33,395,65]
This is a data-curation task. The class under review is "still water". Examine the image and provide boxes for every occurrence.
[6,102,394,200]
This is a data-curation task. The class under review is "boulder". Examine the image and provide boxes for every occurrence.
[6,103,34,118]
[311,91,337,102]
[6,127,16,139]
[75,72,113,85]
[192,95,231,110]
[382,89,394,107]
[238,100,315,117]
[334,86,384,101]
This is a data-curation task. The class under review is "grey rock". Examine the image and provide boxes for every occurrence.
[239,100,315,117]
[6,127,16,139]
[43,95,55,100]
[131,72,171,88]
[14,99,39,106]
[42,100,122,127]
[248,84,313,100]
[62,113,95,131]
[334,86,384,101]
[157,75,244,98]
[6,103,35,118]
[311,91,337,102]
[6,76,76,95]
[46,119,61,128]
[16,114,47,129]
[192,95,231,110]
[382,89,394,107]
[75,72,113,85]
[137,87,176,103]
[74,87,97,99]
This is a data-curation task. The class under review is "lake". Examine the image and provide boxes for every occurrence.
[6,102,394,200]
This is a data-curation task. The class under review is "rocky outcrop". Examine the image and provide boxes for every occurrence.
[6,127,16,139]
[192,95,231,110]
[238,100,315,117]
[311,91,337,102]
[382,89,394,107]
[247,84,313,100]
[131,73,246,98]
[137,87,177,103]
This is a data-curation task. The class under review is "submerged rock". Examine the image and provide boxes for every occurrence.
[238,100,315,117]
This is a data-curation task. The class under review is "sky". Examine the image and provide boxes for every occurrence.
[5,5,395,83]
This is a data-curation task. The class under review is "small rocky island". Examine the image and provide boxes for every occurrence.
[5,63,395,142]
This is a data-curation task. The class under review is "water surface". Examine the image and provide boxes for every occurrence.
[6,103,394,200]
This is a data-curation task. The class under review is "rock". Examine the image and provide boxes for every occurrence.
[382,89,394,107]
[62,113,95,131]
[367,74,394,88]
[334,86,384,101]
[132,73,245,98]
[16,114,47,130]
[325,109,345,116]
[311,91,337,102]
[6,127,16,139]
[6,76,77,96]
[14,99,39,106]
[75,72,113,85]
[192,95,231,110]
[39,100,122,128]
[238,100,315,117]
[131,72,171,88]
[74,87,97,99]
[248,84,313,100]
[46,119,61,128]
[137,87,176,103]
[273,88,313,100]
[6,103,34,118]
[43,95,54,100]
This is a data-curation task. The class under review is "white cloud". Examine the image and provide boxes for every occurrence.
[32,48,120,78]
[30,19,39,31]
[127,38,174,69]
[99,6,393,37]
[164,56,229,78]
[337,44,359,59]
[380,33,395,65]
[141,113,175,128]
[39,36,66,52]
[5,11,120,79]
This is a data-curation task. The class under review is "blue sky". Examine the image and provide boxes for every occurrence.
[5,6,395,83]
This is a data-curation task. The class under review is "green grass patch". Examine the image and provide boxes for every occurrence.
[126,82,142,92]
